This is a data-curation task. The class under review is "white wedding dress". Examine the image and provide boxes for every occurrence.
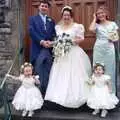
[45,23,91,108]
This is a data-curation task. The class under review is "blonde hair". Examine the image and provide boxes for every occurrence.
[20,62,33,73]
[96,6,110,23]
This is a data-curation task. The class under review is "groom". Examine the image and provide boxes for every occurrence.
[29,0,56,96]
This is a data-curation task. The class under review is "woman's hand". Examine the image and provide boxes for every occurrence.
[93,13,97,21]
[89,13,97,32]
[108,40,114,43]
[74,36,84,45]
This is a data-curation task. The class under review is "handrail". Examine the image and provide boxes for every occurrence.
[0,48,23,89]
[0,0,24,90]
[0,1,24,120]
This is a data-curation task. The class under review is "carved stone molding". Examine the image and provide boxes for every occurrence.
[0,0,11,34]
[0,22,11,34]
[0,9,5,23]
[0,0,11,8]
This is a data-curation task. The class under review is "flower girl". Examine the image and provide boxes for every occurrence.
[87,63,119,117]
[6,62,43,117]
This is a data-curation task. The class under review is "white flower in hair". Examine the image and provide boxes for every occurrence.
[61,5,72,13]
[21,65,24,69]
[95,62,105,66]
[101,63,105,66]
[24,62,28,65]
[47,17,52,22]
[29,63,32,66]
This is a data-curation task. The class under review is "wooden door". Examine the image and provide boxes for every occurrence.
[24,0,67,61]
[68,0,117,59]
[24,0,117,61]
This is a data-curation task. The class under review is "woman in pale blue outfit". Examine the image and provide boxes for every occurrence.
[89,6,119,93]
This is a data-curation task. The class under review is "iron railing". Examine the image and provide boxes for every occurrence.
[0,48,23,120]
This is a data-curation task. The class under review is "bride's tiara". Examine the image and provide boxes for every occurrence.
[94,62,105,67]
[61,5,72,13]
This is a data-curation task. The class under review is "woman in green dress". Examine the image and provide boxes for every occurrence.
[89,6,119,93]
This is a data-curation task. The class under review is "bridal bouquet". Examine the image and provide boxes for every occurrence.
[52,33,73,62]
[108,30,119,42]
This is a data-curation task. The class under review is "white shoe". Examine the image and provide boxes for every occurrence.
[92,109,100,115]
[22,110,27,117]
[101,109,108,117]
[28,111,34,117]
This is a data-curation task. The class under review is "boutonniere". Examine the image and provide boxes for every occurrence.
[47,17,52,22]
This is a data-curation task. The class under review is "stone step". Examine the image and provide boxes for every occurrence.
[0,101,120,120]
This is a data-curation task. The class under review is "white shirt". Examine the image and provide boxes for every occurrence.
[39,12,47,24]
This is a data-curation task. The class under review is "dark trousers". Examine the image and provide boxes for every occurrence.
[34,54,53,97]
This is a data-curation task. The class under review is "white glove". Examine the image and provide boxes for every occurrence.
[6,74,11,77]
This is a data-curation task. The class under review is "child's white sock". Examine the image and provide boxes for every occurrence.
[92,109,100,115]
[22,110,27,117]
[28,111,34,117]
[101,109,108,117]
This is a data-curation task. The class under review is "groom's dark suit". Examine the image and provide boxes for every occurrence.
[29,14,56,95]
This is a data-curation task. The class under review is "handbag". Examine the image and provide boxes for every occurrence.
[108,30,119,42]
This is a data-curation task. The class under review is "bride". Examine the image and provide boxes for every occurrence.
[45,6,91,108]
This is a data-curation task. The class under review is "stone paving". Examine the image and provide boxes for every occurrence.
[0,101,120,120]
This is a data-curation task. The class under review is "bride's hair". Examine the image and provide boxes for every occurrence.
[61,5,73,17]
[57,6,74,25]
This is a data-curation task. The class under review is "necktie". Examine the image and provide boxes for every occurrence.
[39,13,46,30]
[42,15,46,30]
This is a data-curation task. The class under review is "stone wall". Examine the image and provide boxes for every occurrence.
[0,0,25,78]
[0,0,25,98]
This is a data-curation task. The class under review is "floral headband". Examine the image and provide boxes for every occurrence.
[93,62,105,72]
[94,62,105,67]
[61,5,72,13]
[20,62,33,73]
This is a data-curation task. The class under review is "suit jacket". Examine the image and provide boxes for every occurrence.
[29,14,56,64]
